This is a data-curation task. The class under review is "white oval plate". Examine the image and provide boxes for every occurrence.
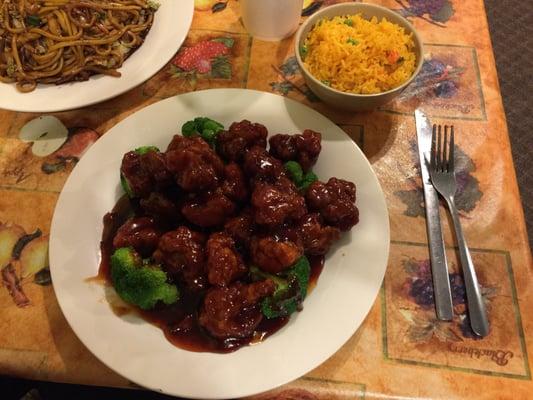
[0,0,194,113]
[49,89,390,399]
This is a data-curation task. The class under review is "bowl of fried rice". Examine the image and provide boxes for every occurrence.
[295,2,423,111]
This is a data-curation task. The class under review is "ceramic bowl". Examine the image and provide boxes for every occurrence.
[294,2,424,111]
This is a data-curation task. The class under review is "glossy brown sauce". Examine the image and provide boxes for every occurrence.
[98,195,325,353]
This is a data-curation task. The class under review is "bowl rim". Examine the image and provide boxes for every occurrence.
[294,2,424,98]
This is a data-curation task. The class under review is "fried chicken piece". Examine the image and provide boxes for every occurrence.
[306,178,358,231]
[199,281,275,339]
[165,136,224,192]
[140,192,181,224]
[181,190,236,228]
[221,162,249,203]
[243,146,285,182]
[141,150,173,187]
[268,134,297,161]
[297,213,341,255]
[120,150,172,198]
[153,227,207,291]
[268,130,321,171]
[250,236,303,274]
[216,120,268,162]
[251,178,306,227]
[295,129,322,171]
[113,217,160,257]
[206,232,247,286]
[224,209,255,248]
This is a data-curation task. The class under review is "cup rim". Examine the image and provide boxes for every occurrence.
[294,2,425,98]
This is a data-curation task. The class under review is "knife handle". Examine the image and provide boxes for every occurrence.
[424,186,454,321]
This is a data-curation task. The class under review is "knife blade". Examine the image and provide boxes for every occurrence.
[415,109,453,320]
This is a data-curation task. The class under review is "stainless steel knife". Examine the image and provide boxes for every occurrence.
[415,110,453,320]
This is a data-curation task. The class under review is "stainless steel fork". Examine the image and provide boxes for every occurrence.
[429,125,489,337]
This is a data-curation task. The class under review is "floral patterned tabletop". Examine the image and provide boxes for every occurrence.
[0,1,532,399]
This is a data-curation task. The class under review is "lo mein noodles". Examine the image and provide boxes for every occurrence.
[0,0,158,92]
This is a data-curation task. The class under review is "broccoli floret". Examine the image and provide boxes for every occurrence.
[181,117,224,146]
[120,146,160,198]
[134,145,159,155]
[298,171,318,191]
[250,256,311,319]
[110,247,179,310]
[120,174,135,198]
[288,256,311,299]
[181,120,197,137]
[284,161,304,184]
[284,161,318,192]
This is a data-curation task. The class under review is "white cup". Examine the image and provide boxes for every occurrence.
[240,0,304,41]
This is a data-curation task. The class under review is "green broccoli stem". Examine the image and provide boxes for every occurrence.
[283,161,318,191]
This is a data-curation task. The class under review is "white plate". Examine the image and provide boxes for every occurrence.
[49,89,390,399]
[0,0,194,113]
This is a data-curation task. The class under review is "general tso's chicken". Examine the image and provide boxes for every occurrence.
[295,130,322,171]
[199,281,275,339]
[181,190,236,228]
[306,178,359,231]
[165,136,224,192]
[250,236,303,274]
[113,217,161,257]
[221,163,249,203]
[109,117,363,348]
[251,178,307,227]
[153,227,207,291]
[140,191,181,225]
[268,134,297,161]
[224,209,255,248]
[120,149,172,199]
[243,146,285,182]
[206,232,247,286]
[216,120,268,162]
[268,129,322,172]
[297,213,341,255]
[141,150,173,188]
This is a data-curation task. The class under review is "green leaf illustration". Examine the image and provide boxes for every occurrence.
[211,37,235,48]
[270,81,294,96]
[210,55,232,79]
[431,1,454,23]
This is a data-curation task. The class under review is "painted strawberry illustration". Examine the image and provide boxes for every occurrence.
[173,40,230,74]
[170,37,234,84]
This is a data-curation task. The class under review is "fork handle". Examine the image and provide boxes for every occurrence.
[446,196,489,337]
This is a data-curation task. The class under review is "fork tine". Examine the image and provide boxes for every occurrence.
[449,125,455,173]
[431,124,437,171]
[437,125,442,172]
[443,125,448,172]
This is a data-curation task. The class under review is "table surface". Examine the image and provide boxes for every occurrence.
[1,1,532,399]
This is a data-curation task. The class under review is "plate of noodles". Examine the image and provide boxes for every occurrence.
[0,0,194,112]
